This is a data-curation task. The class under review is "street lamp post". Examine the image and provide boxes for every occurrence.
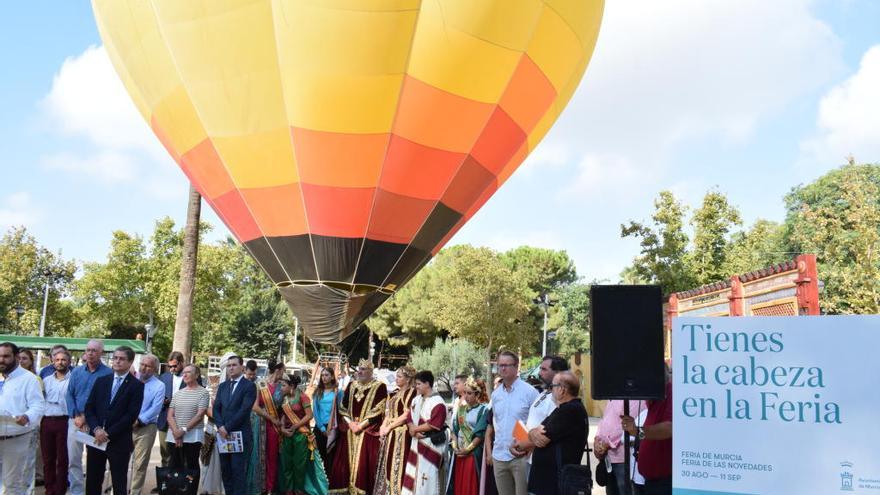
[277,333,286,364]
[533,293,556,356]
[145,323,157,352]
[38,269,53,339]
[14,304,24,331]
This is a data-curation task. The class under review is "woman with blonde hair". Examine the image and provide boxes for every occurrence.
[375,365,417,494]
[446,378,489,495]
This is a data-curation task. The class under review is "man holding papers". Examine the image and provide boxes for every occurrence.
[84,345,144,495]
[212,355,257,495]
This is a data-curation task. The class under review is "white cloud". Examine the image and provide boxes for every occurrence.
[801,44,880,165]
[0,192,40,229]
[39,45,181,195]
[557,153,641,200]
[42,150,139,184]
[535,0,844,197]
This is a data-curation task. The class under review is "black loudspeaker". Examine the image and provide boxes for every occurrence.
[590,285,666,400]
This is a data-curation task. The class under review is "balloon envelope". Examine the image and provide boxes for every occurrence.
[92,0,604,343]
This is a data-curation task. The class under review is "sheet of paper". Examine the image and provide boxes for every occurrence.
[216,430,243,453]
[0,415,18,425]
[74,430,108,451]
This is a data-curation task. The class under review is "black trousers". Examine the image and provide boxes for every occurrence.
[85,443,130,495]
[643,477,672,495]
[169,442,202,489]
[314,427,330,467]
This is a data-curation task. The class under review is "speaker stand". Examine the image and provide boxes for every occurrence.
[623,400,633,495]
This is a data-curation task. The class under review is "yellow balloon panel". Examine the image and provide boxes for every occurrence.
[407,0,524,104]
[152,0,288,136]
[545,0,606,51]
[438,0,544,52]
[271,0,417,133]
[526,7,586,92]
[212,129,299,188]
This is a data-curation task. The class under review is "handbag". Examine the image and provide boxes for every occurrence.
[426,424,447,446]
[594,458,608,487]
[156,446,199,495]
[556,445,593,495]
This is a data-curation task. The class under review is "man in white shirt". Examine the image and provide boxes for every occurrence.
[490,351,538,495]
[511,355,570,485]
[41,347,73,495]
[130,354,166,495]
[0,341,46,494]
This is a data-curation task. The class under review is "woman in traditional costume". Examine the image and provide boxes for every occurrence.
[311,366,343,467]
[244,360,270,494]
[258,362,285,493]
[278,375,329,495]
[402,370,448,495]
[375,365,417,494]
[446,378,489,495]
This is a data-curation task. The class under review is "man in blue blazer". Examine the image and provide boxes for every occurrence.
[212,355,257,495]
[84,346,145,495]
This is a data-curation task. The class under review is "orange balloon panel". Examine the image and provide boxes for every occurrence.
[93,0,604,343]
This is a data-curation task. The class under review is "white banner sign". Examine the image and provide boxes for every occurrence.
[673,316,878,495]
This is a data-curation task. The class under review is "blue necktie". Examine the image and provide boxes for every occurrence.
[110,376,123,403]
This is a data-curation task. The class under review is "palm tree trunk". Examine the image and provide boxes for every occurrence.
[173,185,201,361]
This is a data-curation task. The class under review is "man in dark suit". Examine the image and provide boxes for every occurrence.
[213,355,257,495]
[84,346,145,495]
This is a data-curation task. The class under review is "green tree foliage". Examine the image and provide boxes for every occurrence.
[621,191,694,294]
[783,162,880,314]
[420,245,533,351]
[74,218,287,359]
[550,283,591,356]
[370,245,581,356]
[367,268,441,348]
[500,246,577,294]
[0,227,78,334]
[409,337,487,391]
[688,190,742,285]
[723,219,788,275]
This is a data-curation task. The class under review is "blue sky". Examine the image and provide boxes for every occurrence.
[2,1,879,282]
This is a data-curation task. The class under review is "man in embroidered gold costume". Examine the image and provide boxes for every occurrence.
[328,359,388,494]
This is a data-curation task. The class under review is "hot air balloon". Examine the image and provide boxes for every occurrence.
[92,0,604,344]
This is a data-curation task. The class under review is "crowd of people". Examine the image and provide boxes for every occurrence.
[0,339,671,495]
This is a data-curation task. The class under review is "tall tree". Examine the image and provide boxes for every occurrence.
[173,186,201,360]
[425,245,532,352]
[621,191,693,294]
[688,190,742,285]
[784,162,880,314]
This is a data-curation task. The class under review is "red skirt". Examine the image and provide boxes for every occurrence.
[453,454,479,495]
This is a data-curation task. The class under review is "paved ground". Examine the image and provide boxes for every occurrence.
[36,418,607,494]
[35,439,162,495]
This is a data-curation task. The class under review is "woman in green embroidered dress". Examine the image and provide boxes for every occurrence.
[446,378,489,495]
[278,375,329,495]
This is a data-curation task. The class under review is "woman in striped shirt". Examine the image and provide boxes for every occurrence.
[167,364,210,488]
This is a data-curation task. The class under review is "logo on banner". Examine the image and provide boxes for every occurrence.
[840,461,854,491]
